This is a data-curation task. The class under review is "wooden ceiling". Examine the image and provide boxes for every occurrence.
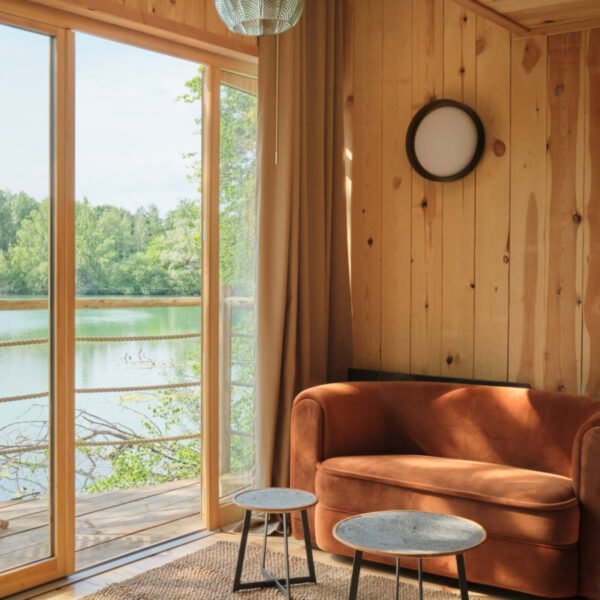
[452,0,600,36]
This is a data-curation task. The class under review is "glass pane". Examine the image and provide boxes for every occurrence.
[75,33,204,569]
[218,76,258,498]
[0,24,53,572]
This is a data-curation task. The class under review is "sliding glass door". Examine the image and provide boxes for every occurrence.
[0,20,54,576]
[0,5,257,595]
[218,73,258,499]
[74,33,204,569]
[0,17,74,596]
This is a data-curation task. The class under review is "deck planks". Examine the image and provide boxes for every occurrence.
[0,480,202,574]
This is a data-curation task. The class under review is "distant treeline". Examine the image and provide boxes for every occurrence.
[0,189,253,296]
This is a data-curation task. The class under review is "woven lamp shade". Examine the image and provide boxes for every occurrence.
[215,0,304,35]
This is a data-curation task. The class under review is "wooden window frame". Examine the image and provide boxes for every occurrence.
[0,2,256,594]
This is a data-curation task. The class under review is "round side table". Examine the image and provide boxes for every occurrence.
[333,510,486,600]
[232,487,318,598]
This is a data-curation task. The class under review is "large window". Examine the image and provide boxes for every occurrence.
[0,23,53,575]
[74,33,205,569]
[219,76,257,498]
[0,7,257,592]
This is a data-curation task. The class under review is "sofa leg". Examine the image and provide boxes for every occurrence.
[456,553,469,600]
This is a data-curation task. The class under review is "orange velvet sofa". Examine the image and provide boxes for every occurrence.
[290,381,600,598]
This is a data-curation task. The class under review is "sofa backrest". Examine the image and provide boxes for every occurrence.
[377,381,600,477]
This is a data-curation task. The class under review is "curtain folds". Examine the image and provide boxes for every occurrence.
[254,0,353,488]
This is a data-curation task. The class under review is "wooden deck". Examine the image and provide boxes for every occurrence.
[0,479,203,573]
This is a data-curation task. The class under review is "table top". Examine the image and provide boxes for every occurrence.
[333,511,486,558]
[233,488,318,513]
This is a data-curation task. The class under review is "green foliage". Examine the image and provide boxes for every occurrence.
[0,195,202,296]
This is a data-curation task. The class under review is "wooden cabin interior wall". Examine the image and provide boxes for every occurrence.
[56,0,241,38]
[26,0,257,53]
[346,0,600,396]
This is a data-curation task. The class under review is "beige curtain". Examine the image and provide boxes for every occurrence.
[254,0,352,488]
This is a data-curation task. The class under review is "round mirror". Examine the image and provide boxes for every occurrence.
[406,99,485,182]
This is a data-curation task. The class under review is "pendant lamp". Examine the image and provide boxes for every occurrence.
[215,0,304,36]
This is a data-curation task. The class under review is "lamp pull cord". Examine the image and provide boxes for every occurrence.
[275,34,280,166]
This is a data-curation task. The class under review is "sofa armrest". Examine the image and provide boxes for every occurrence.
[572,413,600,599]
[290,383,388,541]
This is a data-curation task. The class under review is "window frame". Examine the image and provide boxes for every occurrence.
[0,1,256,594]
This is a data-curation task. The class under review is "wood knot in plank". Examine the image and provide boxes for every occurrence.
[493,140,506,157]
[503,255,510,264]
[446,355,454,365]
[393,176,402,190]
[572,211,582,225]
[554,83,565,96]
[346,95,354,106]
[522,40,541,73]
[557,384,566,392]
[421,198,428,209]
[367,237,374,247]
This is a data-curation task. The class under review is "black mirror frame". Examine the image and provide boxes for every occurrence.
[405,99,485,182]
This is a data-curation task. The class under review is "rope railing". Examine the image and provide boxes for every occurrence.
[0,329,260,349]
[0,295,255,311]
[0,432,202,456]
[0,332,202,349]
[0,380,201,405]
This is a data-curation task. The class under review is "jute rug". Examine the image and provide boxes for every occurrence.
[84,540,462,599]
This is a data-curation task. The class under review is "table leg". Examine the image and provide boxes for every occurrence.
[349,550,363,600]
[301,509,317,583]
[456,554,469,600]
[283,513,291,599]
[395,557,400,600]
[232,509,252,592]
[418,558,423,600]
[261,512,268,570]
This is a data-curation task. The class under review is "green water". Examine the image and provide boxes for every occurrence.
[0,303,202,500]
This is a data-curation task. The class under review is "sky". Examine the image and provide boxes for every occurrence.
[0,25,202,214]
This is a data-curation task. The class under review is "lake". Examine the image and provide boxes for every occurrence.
[0,303,202,500]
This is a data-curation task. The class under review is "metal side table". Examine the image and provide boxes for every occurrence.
[232,487,318,598]
[333,510,487,600]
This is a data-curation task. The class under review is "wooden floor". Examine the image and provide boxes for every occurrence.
[0,479,203,574]
[27,532,534,600]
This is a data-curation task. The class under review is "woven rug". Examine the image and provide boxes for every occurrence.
[84,540,462,599]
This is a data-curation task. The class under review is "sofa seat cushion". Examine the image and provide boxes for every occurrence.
[315,455,579,546]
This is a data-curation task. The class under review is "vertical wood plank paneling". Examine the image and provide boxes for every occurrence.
[441,0,476,377]
[351,0,383,369]
[380,0,413,371]
[410,0,444,376]
[545,32,585,393]
[347,2,596,391]
[508,36,548,387]
[583,28,600,397]
[474,18,511,380]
